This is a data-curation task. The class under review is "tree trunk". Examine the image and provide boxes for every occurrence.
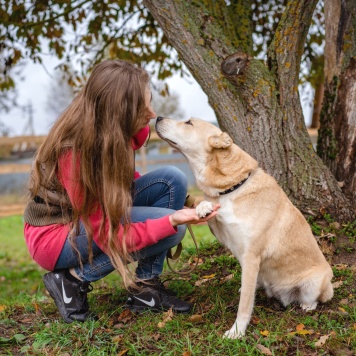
[310,82,324,129]
[318,0,356,204]
[143,0,354,221]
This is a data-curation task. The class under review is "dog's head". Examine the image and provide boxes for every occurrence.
[155,117,258,196]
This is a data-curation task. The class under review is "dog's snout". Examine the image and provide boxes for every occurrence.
[156,116,164,122]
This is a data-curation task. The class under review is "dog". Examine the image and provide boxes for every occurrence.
[155,116,333,339]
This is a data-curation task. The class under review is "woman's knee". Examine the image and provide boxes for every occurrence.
[160,166,188,191]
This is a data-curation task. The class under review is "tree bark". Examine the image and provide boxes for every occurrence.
[143,0,354,221]
[318,0,356,203]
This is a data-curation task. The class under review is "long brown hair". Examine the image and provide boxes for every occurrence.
[32,60,150,287]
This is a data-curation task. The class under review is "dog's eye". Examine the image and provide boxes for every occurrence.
[185,120,193,125]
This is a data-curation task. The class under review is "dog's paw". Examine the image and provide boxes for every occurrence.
[300,301,318,311]
[223,326,244,339]
[196,200,215,218]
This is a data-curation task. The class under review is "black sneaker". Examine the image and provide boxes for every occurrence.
[125,277,192,314]
[43,270,96,323]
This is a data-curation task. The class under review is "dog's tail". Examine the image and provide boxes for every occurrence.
[318,271,334,303]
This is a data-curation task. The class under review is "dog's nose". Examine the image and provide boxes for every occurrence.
[156,116,164,122]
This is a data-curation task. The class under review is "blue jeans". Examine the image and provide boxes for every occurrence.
[55,166,188,282]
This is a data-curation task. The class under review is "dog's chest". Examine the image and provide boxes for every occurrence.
[208,199,251,261]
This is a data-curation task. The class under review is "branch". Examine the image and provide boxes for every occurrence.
[3,0,93,28]
[268,0,318,92]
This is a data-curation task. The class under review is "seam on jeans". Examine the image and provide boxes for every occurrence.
[134,178,174,209]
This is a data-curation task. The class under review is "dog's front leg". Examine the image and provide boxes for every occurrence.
[224,256,260,339]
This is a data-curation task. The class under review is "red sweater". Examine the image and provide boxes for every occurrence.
[24,126,177,271]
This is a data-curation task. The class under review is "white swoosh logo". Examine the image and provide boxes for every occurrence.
[62,280,72,304]
[134,296,155,307]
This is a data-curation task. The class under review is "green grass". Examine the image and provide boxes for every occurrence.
[0,215,355,355]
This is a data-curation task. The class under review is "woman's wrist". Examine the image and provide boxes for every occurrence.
[169,213,177,227]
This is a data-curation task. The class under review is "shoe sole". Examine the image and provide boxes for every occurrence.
[124,304,192,314]
[43,274,74,324]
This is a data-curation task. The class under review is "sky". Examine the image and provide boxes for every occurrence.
[0,58,218,137]
[1,58,312,137]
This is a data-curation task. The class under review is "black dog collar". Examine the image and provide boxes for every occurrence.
[219,174,250,196]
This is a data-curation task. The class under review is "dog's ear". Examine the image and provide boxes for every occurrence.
[208,132,232,149]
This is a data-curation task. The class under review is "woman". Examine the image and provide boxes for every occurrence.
[23,59,219,323]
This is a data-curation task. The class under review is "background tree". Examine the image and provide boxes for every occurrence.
[151,81,185,121]
[0,0,354,220]
[318,0,356,204]
[46,69,76,119]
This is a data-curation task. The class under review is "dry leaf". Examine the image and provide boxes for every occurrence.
[220,274,234,284]
[117,349,129,356]
[338,307,348,315]
[250,316,261,325]
[296,329,314,335]
[112,335,124,343]
[118,309,133,323]
[260,330,269,336]
[339,298,348,305]
[202,274,216,279]
[157,308,174,328]
[296,324,305,331]
[315,334,331,348]
[290,324,314,336]
[182,352,192,356]
[334,264,348,270]
[189,257,203,266]
[194,279,210,287]
[332,280,344,288]
[188,314,203,323]
[256,344,272,355]
[0,305,6,312]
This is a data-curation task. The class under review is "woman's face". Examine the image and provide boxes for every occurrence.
[137,86,156,132]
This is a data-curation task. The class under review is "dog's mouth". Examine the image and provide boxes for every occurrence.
[166,138,177,145]
[156,130,177,146]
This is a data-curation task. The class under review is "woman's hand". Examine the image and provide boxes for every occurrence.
[169,204,220,227]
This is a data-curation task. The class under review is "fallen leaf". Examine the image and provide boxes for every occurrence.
[202,274,216,279]
[33,302,41,316]
[189,257,203,266]
[296,324,305,331]
[315,334,331,348]
[334,264,348,270]
[290,324,314,336]
[112,335,124,343]
[338,307,348,315]
[220,274,234,284]
[0,305,6,312]
[182,352,192,356]
[188,314,203,323]
[250,316,261,325]
[117,349,129,356]
[260,330,269,337]
[332,280,344,288]
[152,333,161,341]
[256,344,272,355]
[118,309,133,323]
[157,308,173,328]
[296,329,314,335]
[194,279,210,287]
[339,298,348,305]
[19,318,33,324]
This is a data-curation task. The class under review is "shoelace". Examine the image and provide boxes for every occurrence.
[68,282,93,316]
[150,277,176,296]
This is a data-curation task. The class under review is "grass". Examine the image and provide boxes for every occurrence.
[0,215,355,355]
